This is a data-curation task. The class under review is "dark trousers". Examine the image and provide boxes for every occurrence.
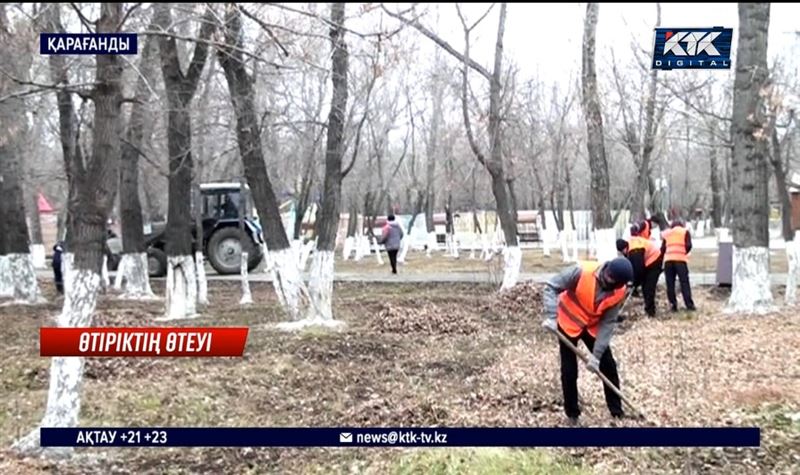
[642,260,662,317]
[53,259,64,294]
[387,249,398,274]
[558,326,623,418]
[664,261,695,310]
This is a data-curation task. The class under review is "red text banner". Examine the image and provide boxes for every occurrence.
[40,327,249,357]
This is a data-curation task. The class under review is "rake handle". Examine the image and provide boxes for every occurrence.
[546,325,648,422]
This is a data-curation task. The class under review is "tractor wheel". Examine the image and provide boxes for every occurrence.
[147,248,167,278]
[207,227,262,275]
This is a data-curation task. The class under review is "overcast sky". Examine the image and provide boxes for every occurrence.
[394,3,800,87]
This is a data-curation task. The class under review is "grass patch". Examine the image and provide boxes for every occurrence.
[392,448,586,475]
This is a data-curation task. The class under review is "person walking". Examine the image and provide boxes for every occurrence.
[379,214,404,274]
[52,240,65,294]
[541,257,634,425]
[617,224,664,317]
[661,218,696,312]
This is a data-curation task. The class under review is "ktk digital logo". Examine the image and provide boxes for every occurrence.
[652,27,733,70]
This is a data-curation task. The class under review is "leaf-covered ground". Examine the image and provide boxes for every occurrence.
[333,248,789,275]
[0,279,798,474]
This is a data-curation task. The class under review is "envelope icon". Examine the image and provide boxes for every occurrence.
[339,432,353,443]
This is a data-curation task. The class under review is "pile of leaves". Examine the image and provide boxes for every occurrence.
[487,281,545,321]
[369,302,480,335]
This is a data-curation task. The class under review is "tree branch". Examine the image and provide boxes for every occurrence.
[70,3,94,33]
[238,5,289,57]
[382,4,493,81]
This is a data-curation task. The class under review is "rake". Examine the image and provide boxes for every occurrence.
[545,287,649,422]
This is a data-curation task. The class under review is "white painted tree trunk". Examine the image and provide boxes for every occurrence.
[481,235,491,261]
[372,237,384,265]
[342,236,354,260]
[398,238,411,263]
[162,255,198,320]
[785,238,799,306]
[114,253,156,299]
[354,234,365,261]
[101,256,109,290]
[292,240,303,267]
[725,246,775,314]
[62,253,74,298]
[261,243,274,274]
[299,239,315,272]
[500,245,522,291]
[2,254,45,304]
[594,228,617,263]
[270,248,307,321]
[570,230,580,262]
[31,244,47,269]
[113,254,127,291]
[469,234,477,259]
[426,232,437,258]
[239,251,253,305]
[13,268,100,455]
[279,250,344,331]
[542,228,552,258]
[195,251,208,306]
[558,230,569,262]
[0,256,12,297]
[588,231,597,259]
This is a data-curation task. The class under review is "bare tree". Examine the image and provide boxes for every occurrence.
[385,3,521,288]
[115,18,158,299]
[0,4,41,302]
[581,3,616,261]
[14,2,125,455]
[287,2,351,327]
[216,3,308,320]
[725,2,774,314]
[154,4,214,319]
[610,3,665,222]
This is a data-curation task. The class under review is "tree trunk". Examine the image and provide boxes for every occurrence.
[343,200,358,260]
[13,2,123,455]
[0,4,41,303]
[581,3,615,261]
[238,177,253,305]
[424,53,443,254]
[117,27,157,299]
[156,4,214,320]
[216,5,306,320]
[298,2,348,327]
[725,3,773,314]
[709,145,723,228]
[630,4,661,222]
[193,184,208,305]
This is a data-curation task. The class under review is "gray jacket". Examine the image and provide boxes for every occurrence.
[380,221,404,251]
[542,263,624,361]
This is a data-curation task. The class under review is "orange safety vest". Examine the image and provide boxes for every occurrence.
[663,227,689,262]
[556,262,628,338]
[628,236,661,267]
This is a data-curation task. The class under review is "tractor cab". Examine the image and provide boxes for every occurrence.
[138,182,264,277]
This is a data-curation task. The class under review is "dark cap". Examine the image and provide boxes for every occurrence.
[605,257,634,285]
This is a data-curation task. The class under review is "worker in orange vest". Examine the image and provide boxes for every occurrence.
[617,223,664,317]
[542,257,634,425]
[661,219,696,312]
